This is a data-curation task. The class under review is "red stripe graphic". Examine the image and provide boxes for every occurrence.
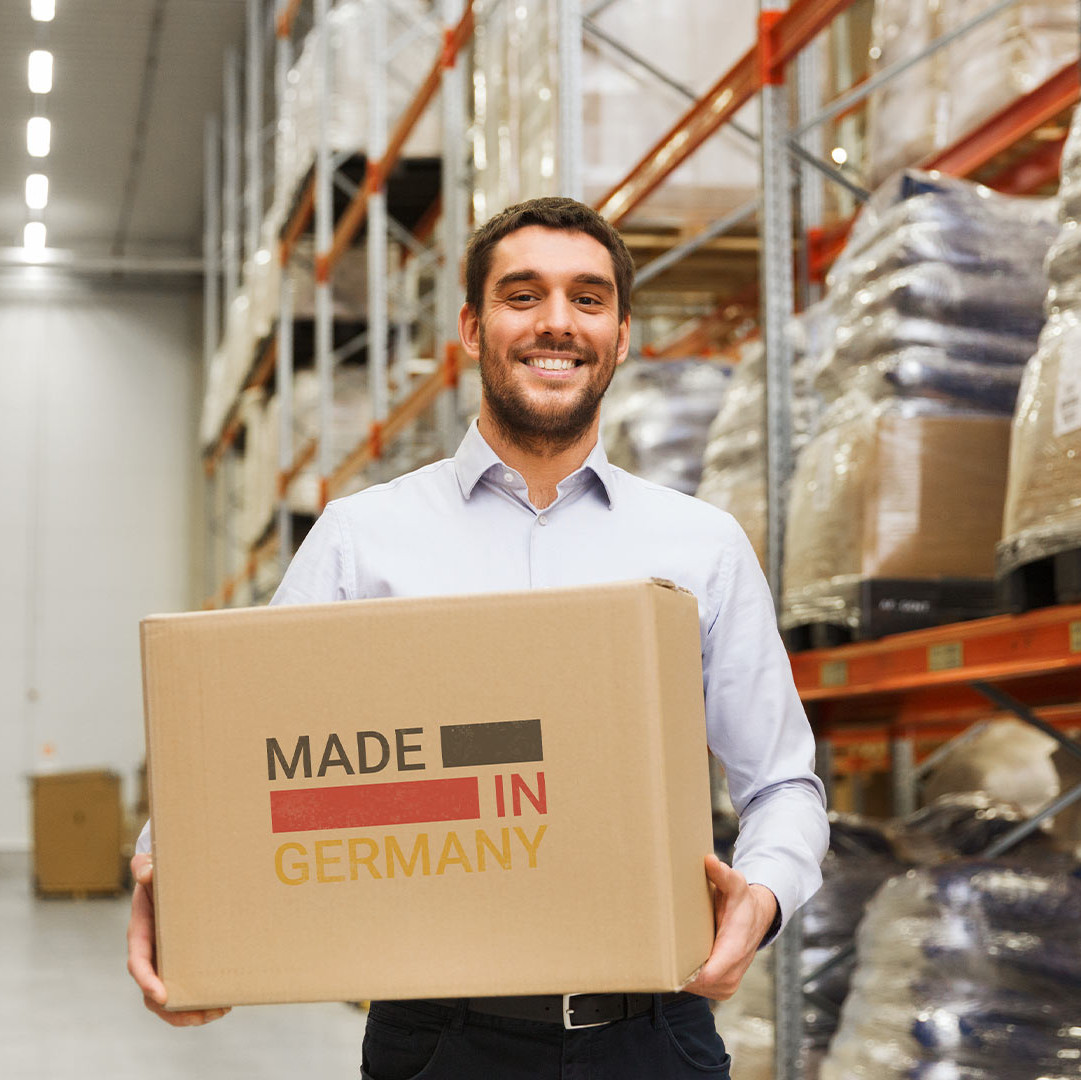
[270,776,481,833]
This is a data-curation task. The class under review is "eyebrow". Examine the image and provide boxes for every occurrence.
[493,269,616,293]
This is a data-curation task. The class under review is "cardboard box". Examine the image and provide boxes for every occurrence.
[141,579,715,1009]
[32,770,123,894]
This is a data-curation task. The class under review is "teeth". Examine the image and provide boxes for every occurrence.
[526,357,576,371]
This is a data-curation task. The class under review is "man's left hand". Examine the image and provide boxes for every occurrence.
[684,854,778,1001]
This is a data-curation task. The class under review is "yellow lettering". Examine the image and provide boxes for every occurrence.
[275,842,309,885]
[513,825,547,868]
[435,830,473,874]
[386,833,431,878]
[315,839,345,883]
[475,827,512,871]
[348,836,382,880]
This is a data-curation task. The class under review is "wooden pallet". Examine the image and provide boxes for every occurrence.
[996,544,1081,614]
[783,578,998,652]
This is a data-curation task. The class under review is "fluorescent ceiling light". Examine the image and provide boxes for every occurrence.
[31,0,56,21]
[830,146,848,166]
[28,50,53,94]
[24,222,47,251]
[26,174,49,210]
[27,117,51,157]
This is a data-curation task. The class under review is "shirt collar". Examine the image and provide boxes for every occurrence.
[454,420,616,507]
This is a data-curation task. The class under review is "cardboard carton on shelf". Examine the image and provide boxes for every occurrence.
[140,579,715,1009]
[32,769,124,895]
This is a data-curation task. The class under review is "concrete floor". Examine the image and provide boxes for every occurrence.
[0,853,366,1079]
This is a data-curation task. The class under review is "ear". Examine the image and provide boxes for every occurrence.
[459,302,481,361]
[615,314,631,367]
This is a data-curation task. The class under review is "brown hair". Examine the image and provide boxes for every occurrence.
[464,196,634,322]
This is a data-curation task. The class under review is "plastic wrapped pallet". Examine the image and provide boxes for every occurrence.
[999,309,1081,574]
[866,0,1079,187]
[472,0,759,226]
[781,396,1011,633]
[820,861,1081,1080]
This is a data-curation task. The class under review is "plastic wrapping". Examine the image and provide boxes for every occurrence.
[781,396,1011,631]
[820,861,1081,1080]
[999,309,1081,573]
[601,359,730,494]
[1058,102,1081,222]
[866,0,1079,186]
[472,0,760,225]
[269,0,441,233]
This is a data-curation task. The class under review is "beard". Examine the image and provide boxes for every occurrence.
[478,329,620,455]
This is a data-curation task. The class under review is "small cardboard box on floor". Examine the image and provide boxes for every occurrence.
[141,579,715,1009]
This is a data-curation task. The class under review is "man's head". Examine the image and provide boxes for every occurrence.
[458,199,635,455]
[464,196,634,324]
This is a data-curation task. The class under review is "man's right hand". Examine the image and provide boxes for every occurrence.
[126,852,231,1027]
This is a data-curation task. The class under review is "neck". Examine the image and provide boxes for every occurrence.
[477,407,600,510]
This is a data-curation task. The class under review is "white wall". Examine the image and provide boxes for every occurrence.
[0,273,202,848]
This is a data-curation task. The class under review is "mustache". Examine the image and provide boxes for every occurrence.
[508,340,592,360]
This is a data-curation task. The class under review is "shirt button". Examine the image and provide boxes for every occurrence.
[538,515,548,526]
[503,472,514,483]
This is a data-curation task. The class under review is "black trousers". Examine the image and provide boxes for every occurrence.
[361,995,732,1079]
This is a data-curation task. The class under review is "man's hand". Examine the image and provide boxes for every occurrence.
[126,853,231,1027]
[684,854,779,1001]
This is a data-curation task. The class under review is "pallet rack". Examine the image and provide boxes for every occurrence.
[196,1,1081,1075]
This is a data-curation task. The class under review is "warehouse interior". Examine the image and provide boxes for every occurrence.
[3,0,1081,1077]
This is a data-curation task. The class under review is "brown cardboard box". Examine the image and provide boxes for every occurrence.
[141,579,716,1009]
[32,770,123,894]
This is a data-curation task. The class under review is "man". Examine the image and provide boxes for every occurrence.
[128,196,828,1077]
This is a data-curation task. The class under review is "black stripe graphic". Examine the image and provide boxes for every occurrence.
[440,719,543,768]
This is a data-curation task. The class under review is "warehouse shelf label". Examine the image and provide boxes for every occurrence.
[1071,620,1081,654]
[819,660,848,688]
[927,641,964,672]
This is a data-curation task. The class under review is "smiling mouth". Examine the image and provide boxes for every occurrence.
[520,355,582,371]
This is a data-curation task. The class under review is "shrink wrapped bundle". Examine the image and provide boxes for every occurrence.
[820,862,1081,1080]
[866,0,1078,187]
[472,0,759,225]
[1058,103,1081,222]
[601,359,730,494]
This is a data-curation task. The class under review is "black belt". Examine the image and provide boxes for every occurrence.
[414,992,695,1030]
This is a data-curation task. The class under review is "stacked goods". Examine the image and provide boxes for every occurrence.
[781,172,1057,641]
[600,359,730,495]
[820,861,1081,1080]
[472,0,759,225]
[696,303,830,568]
[268,0,440,234]
[867,0,1078,186]
[999,106,1081,603]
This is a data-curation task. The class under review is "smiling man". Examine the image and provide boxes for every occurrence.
[127,197,828,1078]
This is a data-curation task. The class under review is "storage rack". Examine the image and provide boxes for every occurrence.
[196,2,1081,1076]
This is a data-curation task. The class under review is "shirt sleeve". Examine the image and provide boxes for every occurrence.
[702,523,829,936]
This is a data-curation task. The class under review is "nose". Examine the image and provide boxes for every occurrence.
[533,291,575,338]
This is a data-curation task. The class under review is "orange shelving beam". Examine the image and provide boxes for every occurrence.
[595,0,860,225]
[276,0,305,40]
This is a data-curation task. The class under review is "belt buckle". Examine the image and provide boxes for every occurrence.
[562,993,609,1030]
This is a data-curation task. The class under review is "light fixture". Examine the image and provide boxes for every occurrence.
[28,50,54,94]
[31,0,56,21]
[27,117,51,157]
[830,146,848,166]
[24,221,47,251]
[26,173,49,210]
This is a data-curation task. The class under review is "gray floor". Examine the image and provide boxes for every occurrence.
[0,853,367,1079]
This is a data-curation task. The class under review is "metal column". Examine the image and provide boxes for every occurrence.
[368,0,390,466]
[314,0,334,506]
[223,48,242,312]
[556,0,584,200]
[439,0,469,455]
[759,4,801,1077]
[245,0,265,264]
[891,735,919,818]
[795,39,825,308]
[203,114,222,602]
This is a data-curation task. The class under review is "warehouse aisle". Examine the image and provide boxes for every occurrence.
[0,854,366,1079]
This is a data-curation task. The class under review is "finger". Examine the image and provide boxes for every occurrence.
[142,997,231,1027]
[704,854,745,897]
[127,883,167,1006]
[131,853,153,898]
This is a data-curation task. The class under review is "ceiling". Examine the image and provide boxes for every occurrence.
[0,0,249,261]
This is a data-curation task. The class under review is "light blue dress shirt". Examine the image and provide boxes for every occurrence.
[271,421,828,928]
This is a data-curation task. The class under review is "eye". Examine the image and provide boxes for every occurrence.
[508,291,538,303]
[575,295,602,307]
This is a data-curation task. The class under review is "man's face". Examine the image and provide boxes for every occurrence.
[459,225,631,451]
